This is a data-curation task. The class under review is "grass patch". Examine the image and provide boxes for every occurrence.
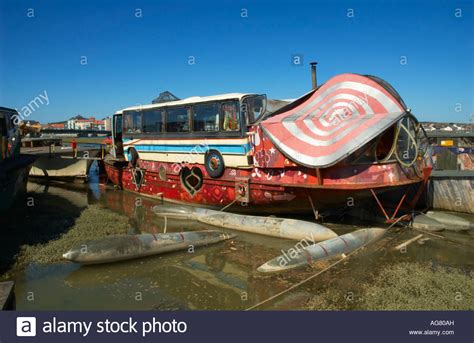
[13,204,130,267]
[308,262,473,310]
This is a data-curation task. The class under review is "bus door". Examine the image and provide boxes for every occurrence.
[112,113,124,158]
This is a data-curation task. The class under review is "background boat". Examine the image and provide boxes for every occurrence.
[0,107,37,211]
[21,137,102,182]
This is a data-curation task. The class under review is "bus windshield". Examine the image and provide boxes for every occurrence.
[123,110,142,134]
[244,95,267,124]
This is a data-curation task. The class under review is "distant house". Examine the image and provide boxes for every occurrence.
[45,122,66,130]
[92,119,105,130]
[66,119,76,129]
[24,120,40,126]
[104,117,112,131]
[66,116,106,130]
[74,118,94,130]
[421,122,472,132]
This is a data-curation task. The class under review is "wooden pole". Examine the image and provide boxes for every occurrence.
[393,234,423,251]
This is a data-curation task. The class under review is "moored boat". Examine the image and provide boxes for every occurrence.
[0,107,36,211]
[104,69,431,219]
[21,137,101,182]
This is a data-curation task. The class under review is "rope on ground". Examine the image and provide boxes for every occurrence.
[307,194,319,221]
[219,199,237,212]
[412,228,445,239]
[245,216,408,311]
[413,227,474,248]
[163,215,168,233]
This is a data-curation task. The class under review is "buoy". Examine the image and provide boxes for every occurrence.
[257,228,386,273]
[152,205,337,241]
[63,230,235,265]
[425,211,473,231]
[412,214,445,232]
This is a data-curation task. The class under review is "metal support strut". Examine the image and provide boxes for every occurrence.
[370,167,432,223]
[370,189,408,223]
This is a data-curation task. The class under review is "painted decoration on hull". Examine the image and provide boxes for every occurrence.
[260,73,407,168]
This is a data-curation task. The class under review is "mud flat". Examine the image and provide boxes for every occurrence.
[4,181,474,311]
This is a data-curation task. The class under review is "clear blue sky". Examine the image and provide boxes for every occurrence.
[0,0,472,123]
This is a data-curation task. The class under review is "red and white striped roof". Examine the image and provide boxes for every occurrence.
[261,73,407,168]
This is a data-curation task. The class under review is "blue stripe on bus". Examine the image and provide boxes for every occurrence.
[130,143,251,155]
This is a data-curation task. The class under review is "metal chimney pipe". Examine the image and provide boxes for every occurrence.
[310,62,318,89]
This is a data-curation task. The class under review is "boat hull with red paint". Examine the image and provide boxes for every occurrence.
[104,157,425,214]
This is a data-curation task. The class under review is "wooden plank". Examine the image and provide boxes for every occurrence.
[0,281,15,310]
[430,178,474,214]
[393,234,424,251]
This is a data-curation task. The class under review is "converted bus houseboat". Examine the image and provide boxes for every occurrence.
[104,73,430,218]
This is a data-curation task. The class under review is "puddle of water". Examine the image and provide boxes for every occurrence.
[3,165,474,310]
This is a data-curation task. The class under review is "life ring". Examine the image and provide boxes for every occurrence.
[205,150,225,178]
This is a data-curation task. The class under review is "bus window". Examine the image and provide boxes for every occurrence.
[123,110,142,134]
[143,109,164,133]
[222,101,240,131]
[192,103,219,132]
[166,107,189,132]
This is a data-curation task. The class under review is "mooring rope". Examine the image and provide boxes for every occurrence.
[245,216,408,311]
[412,227,474,248]
[219,199,237,212]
